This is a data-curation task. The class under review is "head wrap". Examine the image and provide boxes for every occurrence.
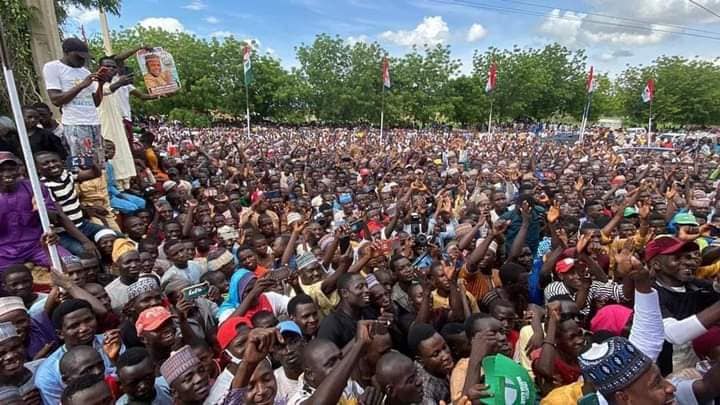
[579,337,653,396]
[217,269,254,317]
[93,229,117,243]
[217,226,238,241]
[0,322,18,343]
[590,305,633,336]
[208,250,234,271]
[61,255,83,267]
[127,277,160,302]
[160,345,200,386]
[112,238,137,262]
[0,297,25,317]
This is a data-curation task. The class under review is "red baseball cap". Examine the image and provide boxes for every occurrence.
[644,237,698,262]
[359,168,370,177]
[217,316,253,350]
[135,306,172,335]
[555,257,576,274]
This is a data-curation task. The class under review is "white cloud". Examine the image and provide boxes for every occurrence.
[346,35,369,45]
[204,16,220,24]
[66,5,99,24]
[599,49,634,61]
[210,30,234,38]
[588,0,720,25]
[538,8,671,46]
[380,16,450,47]
[465,23,487,42]
[182,1,207,10]
[139,17,185,32]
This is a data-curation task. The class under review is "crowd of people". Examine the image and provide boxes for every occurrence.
[1,37,720,405]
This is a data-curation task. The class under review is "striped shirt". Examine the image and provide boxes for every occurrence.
[41,170,83,227]
[544,280,626,316]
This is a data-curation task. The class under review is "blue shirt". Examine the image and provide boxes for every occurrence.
[116,377,173,405]
[35,334,118,405]
[105,161,121,198]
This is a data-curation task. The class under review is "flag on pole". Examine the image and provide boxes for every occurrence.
[382,57,391,88]
[642,79,655,103]
[243,45,253,86]
[485,62,497,93]
[586,66,598,93]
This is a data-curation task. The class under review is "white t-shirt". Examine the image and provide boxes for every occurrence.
[42,60,99,126]
[274,368,300,403]
[115,83,135,120]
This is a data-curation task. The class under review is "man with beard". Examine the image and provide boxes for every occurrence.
[160,345,211,405]
[288,295,320,339]
[646,237,720,375]
[408,322,455,404]
[449,313,513,403]
[317,273,372,348]
[374,352,424,405]
[116,347,172,404]
[36,299,116,404]
[0,322,41,404]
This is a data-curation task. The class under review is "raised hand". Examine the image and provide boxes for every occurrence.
[243,328,284,364]
[547,200,561,224]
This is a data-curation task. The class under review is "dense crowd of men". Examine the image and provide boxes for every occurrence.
[0,37,720,405]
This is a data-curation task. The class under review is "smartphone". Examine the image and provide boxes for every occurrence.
[338,235,351,253]
[264,190,281,199]
[349,220,364,233]
[269,266,293,282]
[182,282,210,301]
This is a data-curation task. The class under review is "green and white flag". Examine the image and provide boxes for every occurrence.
[243,45,253,86]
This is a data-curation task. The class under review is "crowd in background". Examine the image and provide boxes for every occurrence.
[1,38,720,405]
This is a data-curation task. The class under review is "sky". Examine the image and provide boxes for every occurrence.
[64,0,720,76]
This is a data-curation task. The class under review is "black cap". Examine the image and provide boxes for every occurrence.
[62,38,89,55]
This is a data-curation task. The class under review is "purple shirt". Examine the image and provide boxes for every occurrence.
[27,311,58,361]
[0,180,56,263]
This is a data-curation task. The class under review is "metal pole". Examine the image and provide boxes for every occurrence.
[98,8,113,55]
[579,93,593,143]
[380,86,385,140]
[245,82,251,138]
[488,98,493,134]
[648,99,653,145]
[0,22,62,270]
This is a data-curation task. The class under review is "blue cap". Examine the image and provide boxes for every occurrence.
[338,193,353,205]
[277,320,302,336]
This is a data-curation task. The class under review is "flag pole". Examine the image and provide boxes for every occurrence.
[579,93,593,143]
[648,98,653,144]
[380,85,385,141]
[0,21,62,270]
[488,97,494,134]
[244,81,251,138]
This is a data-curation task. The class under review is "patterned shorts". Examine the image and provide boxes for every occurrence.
[64,124,105,168]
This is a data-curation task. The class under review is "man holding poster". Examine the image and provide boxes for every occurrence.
[137,48,180,95]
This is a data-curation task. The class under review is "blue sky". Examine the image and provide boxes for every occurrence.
[65,0,720,76]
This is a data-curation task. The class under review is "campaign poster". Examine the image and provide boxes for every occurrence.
[136,47,180,95]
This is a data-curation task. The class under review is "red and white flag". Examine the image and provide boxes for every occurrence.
[485,62,497,93]
[382,57,391,88]
[642,79,655,103]
[586,66,598,93]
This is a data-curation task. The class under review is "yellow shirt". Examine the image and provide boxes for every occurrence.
[449,358,484,403]
[540,382,584,405]
[513,324,540,379]
[300,280,340,318]
[431,290,480,313]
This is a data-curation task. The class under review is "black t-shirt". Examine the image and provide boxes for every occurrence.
[317,307,375,348]
[119,319,144,348]
[655,279,719,376]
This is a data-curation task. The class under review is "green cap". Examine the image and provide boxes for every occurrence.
[623,207,638,218]
[480,354,537,405]
[674,212,699,226]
